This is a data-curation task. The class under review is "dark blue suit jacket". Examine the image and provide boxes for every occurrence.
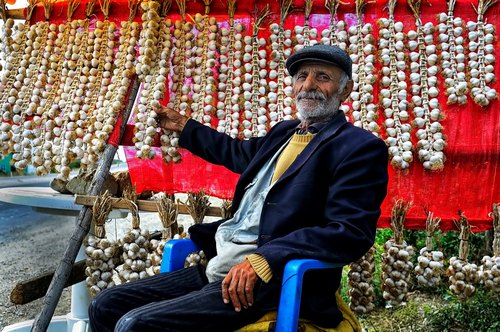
[181,112,388,325]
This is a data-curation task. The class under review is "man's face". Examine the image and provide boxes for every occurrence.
[292,62,352,123]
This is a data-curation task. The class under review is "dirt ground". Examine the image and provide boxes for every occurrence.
[0,207,212,330]
[0,215,74,329]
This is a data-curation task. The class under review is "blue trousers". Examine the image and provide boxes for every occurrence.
[88,265,281,331]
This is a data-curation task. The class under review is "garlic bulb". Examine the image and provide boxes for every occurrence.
[216,22,245,138]
[382,239,414,307]
[415,248,444,288]
[378,13,412,169]
[438,5,467,105]
[184,250,208,268]
[119,228,152,283]
[447,257,479,301]
[479,204,500,293]
[84,234,121,297]
[348,246,376,314]
[467,15,497,107]
[408,20,446,171]
[415,212,444,288]
[268,22,294,128]
[479,255,500,293]
[348,21,378,136]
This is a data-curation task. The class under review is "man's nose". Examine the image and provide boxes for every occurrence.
[302,75,317,91]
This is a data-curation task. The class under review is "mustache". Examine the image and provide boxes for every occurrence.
[297,91,327,101]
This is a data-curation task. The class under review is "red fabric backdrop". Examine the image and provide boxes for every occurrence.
[29,0,500,231]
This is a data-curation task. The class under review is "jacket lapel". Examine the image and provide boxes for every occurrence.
[274,113,348,184]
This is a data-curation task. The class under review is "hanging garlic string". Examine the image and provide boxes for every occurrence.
[480,204,500,293]
[415,209,444,288]
[190,0,217,127]
[379,0,412,169]
[303,0,313,47]
[218,0,241,137]
[438,0,467,105]
[323,0,348,48]
[246,5,270,139]
[32,4,75,175]
[448,211,479,301]
[469,0,497,107]
[408,0,445,171]
[54,3,92,179]
[382,199,414,307]
[323,0,349,115]
[349,0,378,135]
[273,0,292,125]
[10,20,49,171]
[85,190,119,297]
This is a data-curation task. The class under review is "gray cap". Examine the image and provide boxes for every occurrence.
[286,44,352,79]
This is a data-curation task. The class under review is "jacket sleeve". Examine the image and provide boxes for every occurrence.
[178,119,266,174]
[255,137,389,281]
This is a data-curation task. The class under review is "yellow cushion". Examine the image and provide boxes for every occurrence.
[236,291,361,332]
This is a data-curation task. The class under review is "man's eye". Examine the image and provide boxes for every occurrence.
[317,75,331,81]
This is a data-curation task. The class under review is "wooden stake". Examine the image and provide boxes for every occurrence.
[31,79,140,332]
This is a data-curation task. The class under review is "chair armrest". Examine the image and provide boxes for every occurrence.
[160,239,200,273]
[275,259,344,332]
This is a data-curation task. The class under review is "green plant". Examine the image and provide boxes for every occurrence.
[423,291,500,332]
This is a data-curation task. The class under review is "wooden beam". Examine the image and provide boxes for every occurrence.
[10,260,86,305]
[5,8,25,19]
[74,194,223,217]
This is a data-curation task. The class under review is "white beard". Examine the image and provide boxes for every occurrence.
[296,91,342,123]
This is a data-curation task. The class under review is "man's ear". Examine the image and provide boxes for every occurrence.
[340,80,354,102]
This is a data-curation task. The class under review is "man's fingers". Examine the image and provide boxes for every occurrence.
[221,274,231,304]
[228,275,242,312]
[236,271,248,309]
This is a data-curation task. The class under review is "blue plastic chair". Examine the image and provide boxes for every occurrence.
[160,239,344,332]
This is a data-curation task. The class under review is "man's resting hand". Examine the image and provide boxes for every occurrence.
[221,260,258,312]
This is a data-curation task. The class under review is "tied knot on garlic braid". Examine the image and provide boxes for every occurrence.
[92,190,113,239]
[390,199,412,245]
[454,210,472,261]
[156,193,179,240]
[123,186,140,229]
[491,203,500,256]
[424,207,441,250]
[181,190,210,225]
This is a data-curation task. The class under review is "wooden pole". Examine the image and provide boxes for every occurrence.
[31,79,140,332]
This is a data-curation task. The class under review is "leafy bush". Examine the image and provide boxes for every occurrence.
[423,291,500,332]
